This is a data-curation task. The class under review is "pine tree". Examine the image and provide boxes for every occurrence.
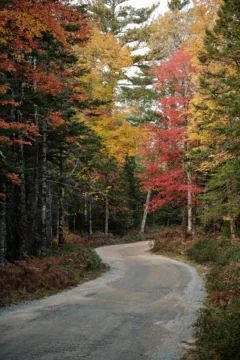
[193,0,240,237]
[168,0,190,11]
[84,0,160,123]
[85,0,158,40]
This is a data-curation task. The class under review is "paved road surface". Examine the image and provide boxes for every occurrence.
[0,242,205,360]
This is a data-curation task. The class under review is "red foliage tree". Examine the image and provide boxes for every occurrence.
[140,49,200,226]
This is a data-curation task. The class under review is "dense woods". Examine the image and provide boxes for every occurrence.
[1,0,240,269]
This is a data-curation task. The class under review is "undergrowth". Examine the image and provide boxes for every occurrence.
[0,233,106,307]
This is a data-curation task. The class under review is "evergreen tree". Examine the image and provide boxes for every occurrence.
[85,0,159,40]
[194,0,240,237]
[168,0,190,11]
[83,0,160,119]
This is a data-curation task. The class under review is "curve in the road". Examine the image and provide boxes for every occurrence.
[0,241,205,360]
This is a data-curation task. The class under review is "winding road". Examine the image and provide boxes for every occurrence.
[0,242,205,360]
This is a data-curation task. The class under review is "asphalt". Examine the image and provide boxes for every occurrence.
[0,241,205,360]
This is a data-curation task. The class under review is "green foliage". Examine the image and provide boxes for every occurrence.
[217,246,240,266]
[187,238,220,263]
[86,249,103,270]
[85,0,158,39]
[168,0,190,11]
[61,244,79,253]
[199,160,240,226]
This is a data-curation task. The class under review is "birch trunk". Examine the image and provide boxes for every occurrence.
[40,118,47,258]
[140,190,151,234]
[229,216,237,240]
[0,187,6,266]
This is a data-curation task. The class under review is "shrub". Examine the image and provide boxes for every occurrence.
[151,226,191,255]
[187,238,220,263]
[217,246,240,266]
[61,243,79,253]
[196,307,240,360]
[208,262,240,307]
[85,250,103,270]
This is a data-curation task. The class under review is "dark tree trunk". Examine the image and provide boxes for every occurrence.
[40,118,47,258]
[32,63,39,255]
[89,196,93,237]
[105,195,109,236]
[58,148,64,247]
[84,193,88,233]
[46,168,52,248]
[0,186,6,266]
[17,110,27,258]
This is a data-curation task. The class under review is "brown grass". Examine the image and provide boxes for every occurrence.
[0,234,106,307]
[150,225,196,255]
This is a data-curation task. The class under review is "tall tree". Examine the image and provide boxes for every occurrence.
[140,49,200,234]
[0,0,90,261]
[85,0,158,40]
[189,0,240,238]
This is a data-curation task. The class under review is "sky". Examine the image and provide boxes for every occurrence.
[128,0,169,16]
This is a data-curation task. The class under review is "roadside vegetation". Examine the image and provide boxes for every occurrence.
[151,226,240,360]
[0,231,106,307]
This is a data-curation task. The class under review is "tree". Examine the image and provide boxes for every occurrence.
[188,0,240,238]
[0,0,90,262]
[168,0,190,11]
[140,49,200,234]
[149,8,189,59]
[84,0,159,40]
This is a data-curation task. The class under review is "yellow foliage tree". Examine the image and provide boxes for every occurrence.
[75,27,146,162]
[76,27,132,103]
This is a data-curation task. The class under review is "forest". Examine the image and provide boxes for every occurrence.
[2,0,238,263]
[1,0,240,358]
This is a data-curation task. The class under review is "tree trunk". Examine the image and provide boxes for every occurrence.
[58,148,64,247]
[17,109,27,258]
[84,193,88,233]
[140,190,151,234]
[46,168,52,248]
[40,118,47,258]
[32,56,39,255]
[105,195,109,236]
[89,196,93,237]
[187,169,193,236]
[73,214,76,233]
[0,186,6,266]
[229,216,237,241]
